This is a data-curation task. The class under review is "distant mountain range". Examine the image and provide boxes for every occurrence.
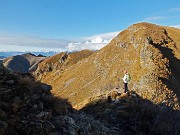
[0,56,6,59]
[0,51,60,58]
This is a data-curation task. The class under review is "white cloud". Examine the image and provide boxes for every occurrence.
[0,32,70,51]
[0,44,67,52]
[143,16,166,22]
[84,31,119,41]
[0,31,120,52]
[171,25,180,29]
[67,42,107,52]
[67,31,120,51]
[142,7,180,25]
[169,7,180,12]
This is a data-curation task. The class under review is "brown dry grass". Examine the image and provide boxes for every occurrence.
[36,22,180,109]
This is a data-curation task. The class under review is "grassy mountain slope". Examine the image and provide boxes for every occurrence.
[2,62,179,135]
[34,50,94,83]
[38,22,180,109]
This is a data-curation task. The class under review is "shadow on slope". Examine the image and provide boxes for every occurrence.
[0,65,74,135]
[1,63,179,135]
[81,91,180,135]
[4,55,30,73]
[0,65,120,135]
[149,37,180,102]
[3,53,46,73]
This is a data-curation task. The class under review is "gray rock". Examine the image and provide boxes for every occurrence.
[118,42,127,48]
[35,121,43,129]
[43,121,55,133]
[31,94,41,100]
[35,111,52,120]
[52,116,66,127]
[64,116,75,126]
[6,80,14,85]
[42,93,53,101]
[21,120,28,124]
[41,84,52,92]
[0,120,8,135]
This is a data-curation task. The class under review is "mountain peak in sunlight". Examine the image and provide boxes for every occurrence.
[35,22,180,110]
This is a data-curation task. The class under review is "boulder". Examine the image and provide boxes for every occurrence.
[107,88,122,100]
[5,80,14,85]
[43,121,55,133]
[41,84,52,92]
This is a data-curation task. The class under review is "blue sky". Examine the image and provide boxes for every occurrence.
[0,0,180,52]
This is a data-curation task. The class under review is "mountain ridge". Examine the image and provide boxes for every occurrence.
[1,63,179,134]
[3,53,46,73]
[1,22,180,135]
[34,49,94,82]
[35,22,180,110]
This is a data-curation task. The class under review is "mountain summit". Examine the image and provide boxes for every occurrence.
[36,22,180,109]
[3,53,46,73]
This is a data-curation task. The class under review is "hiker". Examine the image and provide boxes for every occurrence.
[122,70,131,93]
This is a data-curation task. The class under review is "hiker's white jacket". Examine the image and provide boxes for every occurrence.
[123,74,129,83]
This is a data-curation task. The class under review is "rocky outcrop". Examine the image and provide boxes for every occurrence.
[81,91,180,135]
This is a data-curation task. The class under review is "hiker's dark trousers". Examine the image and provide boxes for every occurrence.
[124,83,128,93]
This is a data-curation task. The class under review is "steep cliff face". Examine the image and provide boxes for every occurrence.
[38,23,180,109]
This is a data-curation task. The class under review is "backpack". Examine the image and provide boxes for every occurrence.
[126,74,131,82]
